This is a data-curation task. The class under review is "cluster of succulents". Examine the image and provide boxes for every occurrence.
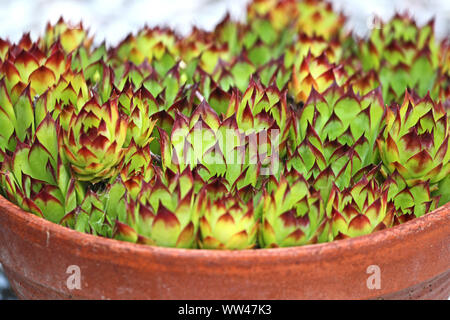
[0,0,449,250]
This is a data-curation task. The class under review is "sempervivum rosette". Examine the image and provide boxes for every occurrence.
[377,92,449,187]
[62,97,128,182]
[113,172,201,248]
[198,195,258,249]
[328,174,394,240]
[258,170,328,248]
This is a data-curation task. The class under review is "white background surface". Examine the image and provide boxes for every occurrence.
[0,0,448,45]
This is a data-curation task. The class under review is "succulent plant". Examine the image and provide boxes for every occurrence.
[199,195,258,249]
[0,1,448,251]
[113,172,201,248]
[377,91,449,187]
[328,174,394,239]
[62,98,129,182]
[0,114,82,223]
[289,52,347,103]
[357,13,442,103]
[383,169,440,218]
[258,170,328,247]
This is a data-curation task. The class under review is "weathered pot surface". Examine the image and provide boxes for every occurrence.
[0,195,448,300]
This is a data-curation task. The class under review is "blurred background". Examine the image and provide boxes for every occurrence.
[0,0,448,44]
[0,0,449,300]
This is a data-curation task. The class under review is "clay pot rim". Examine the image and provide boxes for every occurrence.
[1,194,449,259]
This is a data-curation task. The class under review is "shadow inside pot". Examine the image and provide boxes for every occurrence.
[0,264,16,300]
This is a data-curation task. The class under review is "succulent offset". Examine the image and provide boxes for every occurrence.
[0,1,449,250]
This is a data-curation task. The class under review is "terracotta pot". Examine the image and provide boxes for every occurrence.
[0,195,448,300]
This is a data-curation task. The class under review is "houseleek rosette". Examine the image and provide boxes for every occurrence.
[62,98,128,182]
[377,92,449,187]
